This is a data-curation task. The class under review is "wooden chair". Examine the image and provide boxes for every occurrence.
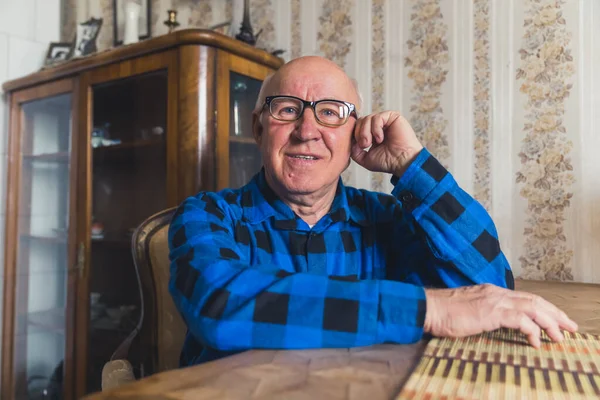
[101,207,187,390]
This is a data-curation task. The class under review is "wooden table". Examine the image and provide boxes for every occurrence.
[85,280,600,400]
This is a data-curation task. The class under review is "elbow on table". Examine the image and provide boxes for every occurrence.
[194,319,249,352]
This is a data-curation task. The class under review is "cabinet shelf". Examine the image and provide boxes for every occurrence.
[22,152,69,162]
[91,237,131,247]
[93,138,164,165]
[229,136,256,144]
[16,307,66,337]
[19,139,165,164]
[20,234,67,245]
[93,138,163,152]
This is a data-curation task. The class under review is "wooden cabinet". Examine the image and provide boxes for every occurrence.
[1,29,282,399]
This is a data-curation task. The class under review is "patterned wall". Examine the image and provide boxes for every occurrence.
[515,0,576,281]
[64,0,600,284]
[370,0,386,192]
[472,0,492,211]
[406,0,450,168]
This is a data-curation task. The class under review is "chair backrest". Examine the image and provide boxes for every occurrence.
[131,207,187,373]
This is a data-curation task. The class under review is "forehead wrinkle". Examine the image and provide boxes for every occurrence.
[276,76,356,104]
[264,56,360,107]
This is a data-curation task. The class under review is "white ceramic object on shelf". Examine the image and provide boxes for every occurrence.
[123,0,142,45]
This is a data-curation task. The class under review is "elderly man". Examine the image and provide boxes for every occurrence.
[169,56,577,366]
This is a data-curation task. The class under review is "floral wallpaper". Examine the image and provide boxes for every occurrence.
[317,0,354,184]
[150,0,167,37]
[473,0,492,211]
[515,0,575,281]
[251,0,275,52]
[96,1,114,51]
[291,0,301,59]
[405,0,451,167]
[370,0,387,192]
[61,0,77,42]
[317,0,353,68]
[176,0,212,29]
[226,0,233,21]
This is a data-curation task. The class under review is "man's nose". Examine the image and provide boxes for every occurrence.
[293,107,321,141]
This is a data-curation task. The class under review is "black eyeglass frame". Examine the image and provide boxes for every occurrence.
[262,95,359,127]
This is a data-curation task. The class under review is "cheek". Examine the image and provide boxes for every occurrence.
[260,128,288,161]
[323,130,352,158]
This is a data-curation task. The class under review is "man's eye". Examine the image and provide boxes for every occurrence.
[281,107,299,114]
[319,108,339,117]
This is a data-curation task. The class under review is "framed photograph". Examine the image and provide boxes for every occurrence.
[73,18,103,58]
[113,0,151,46]
[43,42,73,67]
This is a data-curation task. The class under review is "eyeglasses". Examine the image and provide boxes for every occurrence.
[262,95,358,127]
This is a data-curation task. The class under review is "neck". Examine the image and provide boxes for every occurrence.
[265,174,338,227]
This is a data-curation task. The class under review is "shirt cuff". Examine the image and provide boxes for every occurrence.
[377,280,426,344]
[390,148,449,212]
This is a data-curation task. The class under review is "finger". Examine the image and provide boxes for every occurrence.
[353,117,365,144]
[359,117,373,148]
[517,299,564,343]
[502,310,541,348]
[534,298,578,333]
[559,310,578,332]
[512,292,578,332]
[371,114,386,144]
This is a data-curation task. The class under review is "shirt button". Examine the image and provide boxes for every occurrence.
[401,192,414,203]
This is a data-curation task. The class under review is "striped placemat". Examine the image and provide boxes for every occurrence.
[397,328,600,399]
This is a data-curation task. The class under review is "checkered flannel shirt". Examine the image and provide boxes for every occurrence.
[169,148,514,366]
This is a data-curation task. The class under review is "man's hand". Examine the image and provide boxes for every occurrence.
[424,284,578,348]
[351,111,424,177]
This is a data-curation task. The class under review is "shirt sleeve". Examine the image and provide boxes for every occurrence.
[168,193,427,352]
[389,148,514,289]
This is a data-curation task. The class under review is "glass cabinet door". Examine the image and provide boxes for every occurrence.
[86,71,168,392]
[229,72,263,188]
[13,93,73,399]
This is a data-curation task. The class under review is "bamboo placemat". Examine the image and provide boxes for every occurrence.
[397,328,600,400]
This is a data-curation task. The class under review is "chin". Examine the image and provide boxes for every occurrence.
[264,160,343,196]
[282,175,324,195]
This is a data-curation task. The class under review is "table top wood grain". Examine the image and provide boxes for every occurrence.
[85,280,600,400]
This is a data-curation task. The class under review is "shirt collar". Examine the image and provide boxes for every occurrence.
[241,169,371,228]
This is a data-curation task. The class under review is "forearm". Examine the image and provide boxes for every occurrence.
[170,256,427,351]
[391,149,511,288]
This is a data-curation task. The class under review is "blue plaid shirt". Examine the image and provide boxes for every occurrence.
[169,149,514,366]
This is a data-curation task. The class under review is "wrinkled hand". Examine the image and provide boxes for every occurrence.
[351,111,424,177]
[424,284,578,348]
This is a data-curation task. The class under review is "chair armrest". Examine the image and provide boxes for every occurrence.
[101,359,136,391]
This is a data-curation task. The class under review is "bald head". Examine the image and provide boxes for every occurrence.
[254,56,362,114]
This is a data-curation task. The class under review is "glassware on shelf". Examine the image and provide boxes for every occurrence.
[91,123,121,148]
[231,80,248,137]
[91,221,104,239]
[151,126,164,137]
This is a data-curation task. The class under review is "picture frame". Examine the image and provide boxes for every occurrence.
[113,0,152,46]
[72,17,103,58]
[43,42,74,67]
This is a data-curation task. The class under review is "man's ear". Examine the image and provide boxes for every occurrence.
[252,112,263,145]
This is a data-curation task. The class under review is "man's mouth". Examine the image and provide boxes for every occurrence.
[290,155,318,160]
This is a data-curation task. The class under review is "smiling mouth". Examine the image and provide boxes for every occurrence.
[291,155,318,160]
